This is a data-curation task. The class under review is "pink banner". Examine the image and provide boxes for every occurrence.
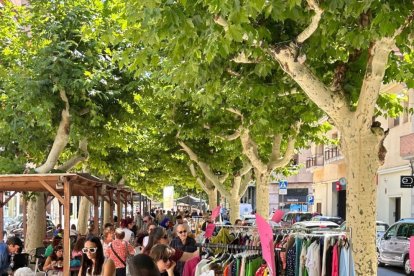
[255,214,276,276]
[410,236,414,272]
[211,206,221,221]
[204,223,215,238]
[271,210,284,223]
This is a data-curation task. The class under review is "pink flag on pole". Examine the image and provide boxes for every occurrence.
[255,214,276,276]
[204,223,215,238]
[271,210,284,223]
[211,206,221,221]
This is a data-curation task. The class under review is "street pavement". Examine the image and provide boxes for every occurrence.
[378,265,405,275]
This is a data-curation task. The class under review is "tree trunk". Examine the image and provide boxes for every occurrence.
[255,171,270,217]
[228,196,240,223]
[103,201,112,226]
[25,195,46,254]
[206,187,218,210]
[341,129,381,276]
[77,197,90,235]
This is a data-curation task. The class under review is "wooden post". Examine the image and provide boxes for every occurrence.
[124,191,128,218]
[0,192,3,242]
[63,177,71,276]
[117,190,121,226]
[22,197,26,243]
[130,192,134,219]
[138,193,141,214]
[93,187,99,235]
[109,189,114,225]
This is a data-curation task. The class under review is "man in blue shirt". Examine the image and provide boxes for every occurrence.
[0,237,23,275]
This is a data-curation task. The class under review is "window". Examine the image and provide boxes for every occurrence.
[396,223,410,238]
[384,224,398,239]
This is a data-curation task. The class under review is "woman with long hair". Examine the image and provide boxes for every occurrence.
[72,236,86,259]
[43,245,64,272]
[78,236,115,276]
[142,227,198,263]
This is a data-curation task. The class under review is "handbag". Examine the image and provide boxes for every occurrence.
[110,242,131,276]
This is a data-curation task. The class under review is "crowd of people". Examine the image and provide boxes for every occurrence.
[0,208,214,276]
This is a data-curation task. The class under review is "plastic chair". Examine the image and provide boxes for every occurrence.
[34,247,46,272]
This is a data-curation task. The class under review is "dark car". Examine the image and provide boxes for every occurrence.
[311,215,344,225]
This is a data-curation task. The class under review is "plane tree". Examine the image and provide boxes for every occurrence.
[0,0,154,252]
[122,0,414,274]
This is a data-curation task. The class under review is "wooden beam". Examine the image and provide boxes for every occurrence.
[39,180,64,204]
[0,191,17,207]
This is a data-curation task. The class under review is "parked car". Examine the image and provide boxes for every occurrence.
[292,221,339,229]
[280,212,313,228]
[241,214,256,226]
[377,219,413,275]
[311,215,344,225]
[7,219,56,241]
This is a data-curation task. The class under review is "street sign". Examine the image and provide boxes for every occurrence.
[401,176,414,188]
[307,195,314,205]
[279,180,288,189]
[279,188,287,195]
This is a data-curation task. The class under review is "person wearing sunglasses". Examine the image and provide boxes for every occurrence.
[142,227,198,265]
[79,236,115,276]
[43,245,64,272]
[170,224,197,275]
[149,244,176,276]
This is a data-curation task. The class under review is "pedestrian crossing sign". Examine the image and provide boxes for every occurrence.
[279,180,288,189]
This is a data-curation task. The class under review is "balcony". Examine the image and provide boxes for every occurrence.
[306,155,324,169]
[324,146,343,163]
[400,133,414,160]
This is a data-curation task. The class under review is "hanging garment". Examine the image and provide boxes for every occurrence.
[255,264,268,276]
[295,236,303,276]
[246,256,263,276]
[321,236,330,276]
[275,240,284,275]
[286,241,297,276]
[325,245,333,276]
[182,256,200,276]
[331,243,339,276]
[195,259,210,276]
[299,238,311,276]
[305,241,320,276]
[339,245,355,276]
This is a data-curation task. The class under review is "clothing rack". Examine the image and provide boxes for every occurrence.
[195,242,285,252]
[215,224,350,236]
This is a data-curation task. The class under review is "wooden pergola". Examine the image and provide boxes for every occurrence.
[0,173,138,276]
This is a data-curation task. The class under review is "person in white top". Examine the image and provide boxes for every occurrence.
[120,218,135,243]
[142,223,157,247]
